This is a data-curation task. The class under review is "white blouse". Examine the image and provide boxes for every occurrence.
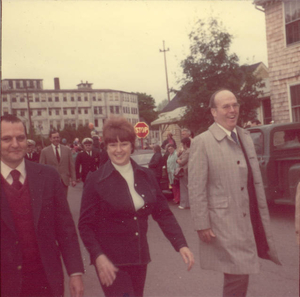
[112,162,145,211]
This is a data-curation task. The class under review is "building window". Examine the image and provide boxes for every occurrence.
[48,97,52,102]
[55,97,59,102]
[110,106,114,113]
[95,119,99,127]
[55,110,59,115]
[57,121,61,130]
[3,97,7,102]
[35,96,40,102]
[12,97,16,102]
[99,107,103,114]
[98,97,102,101]
[115,106,120,114]
[85,119,89,126]
[30,111,33,116]
[84,109,88,114]
[37,110,42,116]
[84,96,88,101]
[49,110,52,116]
[63,97,67,102]
[20,110,25,116]
[291,84,300,122]
[285,1,300,45]
[72,122,76,128]
[71,109,75,115]
[78,109,82,114]
[20,97,25,102]
[78,96,81,101]
[93,96,96,101]
[94,107,98,115]
[64,109,67,115]
[71,97,74,102]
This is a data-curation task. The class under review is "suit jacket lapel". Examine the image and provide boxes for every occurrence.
[25,160,45,229]
[1,186,17,235]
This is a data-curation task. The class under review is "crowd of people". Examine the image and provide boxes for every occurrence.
[1,88,298,297]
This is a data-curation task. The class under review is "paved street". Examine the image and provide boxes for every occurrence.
[65,183,299,297]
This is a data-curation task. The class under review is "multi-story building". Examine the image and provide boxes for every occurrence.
[1,78,139,137]
[254,0,300,123]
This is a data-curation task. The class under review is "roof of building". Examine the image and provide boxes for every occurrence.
[151,106,187,126]
[160,92,186,113]
[254,0,281,7]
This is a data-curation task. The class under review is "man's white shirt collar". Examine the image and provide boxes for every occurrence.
[216,123,238,137]
[1,159,26,184]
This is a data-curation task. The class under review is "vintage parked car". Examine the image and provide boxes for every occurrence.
[131,151,173,199]
[248,122,300,205]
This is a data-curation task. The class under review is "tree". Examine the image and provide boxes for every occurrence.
[156,99,169,112]
[178,18,264,135]
[135,92,158,126]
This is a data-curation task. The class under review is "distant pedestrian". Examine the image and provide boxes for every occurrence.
[177,137,191,209]
[75,138,101,183]
[148,144,163,186]
[24,139,39,163]
[167,144,180,204]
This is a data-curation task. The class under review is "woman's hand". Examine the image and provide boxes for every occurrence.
[179,247,195,271]
[95,254,119,287]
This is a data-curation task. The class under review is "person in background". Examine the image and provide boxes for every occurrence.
[1,114,84,297]
[167,144,180,204]
[78,117,194,297]
[178,128,192,157]
[39,130,76,198]
[188,89,280,297]
[161,132,177,150]
[24,139,39,163]
[148,144,163,187]
[92,135,109,166]
[75,138,100,183]
[177,137,191,210]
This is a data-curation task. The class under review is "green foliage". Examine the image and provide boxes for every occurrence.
[135,92,158,125]
[59,124,91,144]
[178,18,264,135]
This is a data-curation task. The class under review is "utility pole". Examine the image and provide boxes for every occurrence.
[159,40,171,102]
[25,87,33,138]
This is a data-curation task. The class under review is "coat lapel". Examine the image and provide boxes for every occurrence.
[25,160,45,229]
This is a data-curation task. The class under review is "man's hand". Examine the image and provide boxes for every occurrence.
[197,229,216,243]
[71,180,77,187]
[95,254,119,287]
[179,247,195,271]
[69,275,84,297]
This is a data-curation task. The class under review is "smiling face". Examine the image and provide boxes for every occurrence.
[1,121,27,168]
[107,138,132,166]
[211,90,240,131]
[50,132,61,146]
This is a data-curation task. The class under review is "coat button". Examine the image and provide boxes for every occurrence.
[135,184,137,187]
[17,265,22,270]
[141,194,145,197]
[135,232,139,236]
[241,187,244,191]
[237,161,240,165]
[134,217,137,220]
[243,213,246,217]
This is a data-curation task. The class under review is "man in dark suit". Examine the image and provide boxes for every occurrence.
[1,114,84,297]
[24,139,39,163]
[75,137,100,183]
[40,130,76,197]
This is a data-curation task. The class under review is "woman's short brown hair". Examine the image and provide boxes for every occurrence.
[103,117,136,152]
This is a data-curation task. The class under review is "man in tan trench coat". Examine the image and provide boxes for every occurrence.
[188,89,280,297]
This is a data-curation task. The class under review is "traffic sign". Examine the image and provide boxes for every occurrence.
[134,122,149,138]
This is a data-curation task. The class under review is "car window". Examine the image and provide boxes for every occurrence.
[273,129,300,150]
[249,131,264,155]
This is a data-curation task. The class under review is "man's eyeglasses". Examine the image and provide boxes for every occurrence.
[219,103,240,111]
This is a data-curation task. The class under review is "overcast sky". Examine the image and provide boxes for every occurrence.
[2,0,268,106]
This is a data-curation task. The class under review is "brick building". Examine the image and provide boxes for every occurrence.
[254,0,300,123]
[1,78,139,137]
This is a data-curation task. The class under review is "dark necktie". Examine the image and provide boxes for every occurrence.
[56,146,60,163]
[10,170,23,190]
[231,131,239,145]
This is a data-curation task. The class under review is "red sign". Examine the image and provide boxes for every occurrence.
[134,122,149,138]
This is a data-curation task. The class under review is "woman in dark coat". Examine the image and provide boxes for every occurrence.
[78,117,194,297]
[148,144,163,186]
